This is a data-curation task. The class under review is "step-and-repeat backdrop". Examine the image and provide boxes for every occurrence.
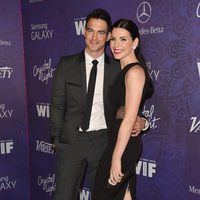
[1,0,200,199]
[0,0,30,199]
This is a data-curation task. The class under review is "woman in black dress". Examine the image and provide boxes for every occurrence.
[93,19,153,200]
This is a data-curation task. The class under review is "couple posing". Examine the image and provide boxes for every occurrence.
[50,8,153,200]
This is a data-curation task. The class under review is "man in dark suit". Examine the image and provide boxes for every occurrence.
[50,8,148,200]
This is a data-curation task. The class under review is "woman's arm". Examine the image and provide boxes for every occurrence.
[110,65,145,184]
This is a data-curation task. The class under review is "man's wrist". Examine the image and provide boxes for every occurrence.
[141,118,149,131]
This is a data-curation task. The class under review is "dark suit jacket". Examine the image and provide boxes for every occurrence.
[50,51,120,145]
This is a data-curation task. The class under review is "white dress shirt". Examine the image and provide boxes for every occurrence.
[83,51,107,131]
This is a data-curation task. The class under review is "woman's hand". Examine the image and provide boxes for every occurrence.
[109,158,124,185]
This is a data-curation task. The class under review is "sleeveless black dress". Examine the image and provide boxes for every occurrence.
[93,62,147,200]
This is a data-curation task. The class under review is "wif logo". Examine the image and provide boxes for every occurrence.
[136,158,157,178]
[0,66,13,79]
[74,18,86,35]
[36,103,50,118]
[79,187,90,200]
[0,140,14,155]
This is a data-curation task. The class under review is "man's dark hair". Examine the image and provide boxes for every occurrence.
[85,8,112,32]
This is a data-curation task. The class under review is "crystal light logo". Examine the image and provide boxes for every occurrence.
[36,140,55,154]
[197,2,200,18]
[74,17,86,35]
[197,60,200,78]
[79,187,90,200]
[0,140,14,155]
[0,66,13,79]
[142,105,160,130]
[31,23,54,40]
[0,104,14,119]
[36,103,50,118]
[190,117,200,133]
[38,174,56,196]
[136,158,157,178]
[136,2,152,23]
[33,58,55,85]
[0,176,17,191]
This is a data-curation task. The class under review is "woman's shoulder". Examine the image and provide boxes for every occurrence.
[125,63,145,78]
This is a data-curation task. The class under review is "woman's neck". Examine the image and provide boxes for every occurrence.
[120,54,138,69]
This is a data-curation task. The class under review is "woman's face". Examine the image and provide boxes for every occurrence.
[110,27,134,61]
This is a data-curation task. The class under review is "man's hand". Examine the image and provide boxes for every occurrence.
[51,136,57,150]
[131,116,145,137]
[116,106,148,137]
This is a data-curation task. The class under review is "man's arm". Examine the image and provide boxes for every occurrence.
[50,57,66,145]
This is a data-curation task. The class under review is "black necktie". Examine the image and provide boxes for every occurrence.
[81,60,98,131]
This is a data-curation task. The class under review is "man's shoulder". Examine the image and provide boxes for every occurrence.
[59,51,83,63]
[105,54,120,69]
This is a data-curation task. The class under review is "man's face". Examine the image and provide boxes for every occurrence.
[84,18,110,57]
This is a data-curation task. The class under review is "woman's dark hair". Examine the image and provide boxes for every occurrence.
[86,8,112,33]
[112,19,154,99]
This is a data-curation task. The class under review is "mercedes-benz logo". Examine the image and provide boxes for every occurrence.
[197,2,200,18]
[136,2,152,23]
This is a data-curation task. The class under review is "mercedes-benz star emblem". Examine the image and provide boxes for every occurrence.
[136,2,152,23]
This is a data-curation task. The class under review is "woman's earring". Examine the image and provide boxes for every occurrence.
[133,46,136,51]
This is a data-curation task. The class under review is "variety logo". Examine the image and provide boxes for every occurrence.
[33,58,55,85]
[190,117,200,133]
[36,103,50,118]
[0,39,11,46]
[146,61,160,81]
[189,185,200,195]
[0,104,14,119]
[74,18,86,35]
[31,23,54,40]
[0,176,17,191]
[79,187,90,200]
[36,140,55,154]
[136,158,157,178]
[0,66,13,79]
[136,2,152,23]
[38,174,56,196]
[142,105,160,130]
[197,60,200,78]
[197,2,200,18]
[0,140,14,155]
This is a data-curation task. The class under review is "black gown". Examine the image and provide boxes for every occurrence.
[93,62,148,200]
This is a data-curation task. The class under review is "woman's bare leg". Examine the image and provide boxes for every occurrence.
[123,185,132,200]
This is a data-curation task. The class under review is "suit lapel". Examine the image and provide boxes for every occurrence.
[79,51,87,104]
[103,55,110,105]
